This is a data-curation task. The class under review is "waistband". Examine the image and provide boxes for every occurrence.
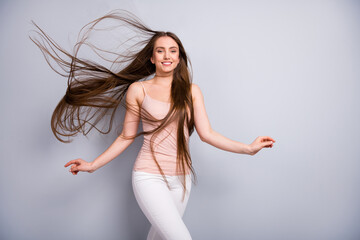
[132,170,191,179]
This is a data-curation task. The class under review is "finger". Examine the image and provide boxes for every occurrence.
[64,160,76,167]
[64,159,80,167]
[262,141,273,148]
[262,136,276,143]
[70,168,79,175]
[262,136,274,141]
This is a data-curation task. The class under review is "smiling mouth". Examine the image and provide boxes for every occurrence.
[162,62,172,66]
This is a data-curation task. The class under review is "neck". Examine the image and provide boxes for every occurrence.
[153,71,173,87]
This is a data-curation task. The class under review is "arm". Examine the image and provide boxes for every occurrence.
[64,82,143,174]
[89,82,142,171]
[191,84,275,155]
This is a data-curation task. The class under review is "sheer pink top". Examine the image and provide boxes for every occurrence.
[133,81,191,176]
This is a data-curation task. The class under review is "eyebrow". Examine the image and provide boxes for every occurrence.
[155,46,178,50]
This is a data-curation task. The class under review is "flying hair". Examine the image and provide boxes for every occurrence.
[29,9,197,201]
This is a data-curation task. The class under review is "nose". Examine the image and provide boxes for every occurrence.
[164,51,170,59]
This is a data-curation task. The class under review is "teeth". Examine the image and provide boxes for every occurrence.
[162,62,171,65]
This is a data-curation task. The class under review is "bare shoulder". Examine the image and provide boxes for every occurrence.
[191,83,203,101]
[142,79,154,85]
[191,83,201,93]
[128,81,143,95]
[127,82,144,104]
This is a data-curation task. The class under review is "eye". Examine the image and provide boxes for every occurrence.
[171,51,177,53]
[157,50,163,53]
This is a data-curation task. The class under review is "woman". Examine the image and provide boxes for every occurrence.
[31,10,275,240]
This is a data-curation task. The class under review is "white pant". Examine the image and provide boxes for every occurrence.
[132,170,192,240]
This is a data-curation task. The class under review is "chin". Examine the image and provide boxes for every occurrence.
[157,69,174,74]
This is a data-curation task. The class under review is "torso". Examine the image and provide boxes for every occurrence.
[132,80,191,176]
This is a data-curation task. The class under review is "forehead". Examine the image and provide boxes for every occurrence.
[154,36,178,49]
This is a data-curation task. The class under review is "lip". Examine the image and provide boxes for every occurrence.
[161,62,172,66]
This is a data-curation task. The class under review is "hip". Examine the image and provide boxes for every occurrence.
[132,170,192,189]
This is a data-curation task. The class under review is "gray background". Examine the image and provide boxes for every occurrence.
[1,0,359,239]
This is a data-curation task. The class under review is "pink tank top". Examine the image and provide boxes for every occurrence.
[133,82,191,176]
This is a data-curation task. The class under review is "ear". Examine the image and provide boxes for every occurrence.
[150,56,154,64]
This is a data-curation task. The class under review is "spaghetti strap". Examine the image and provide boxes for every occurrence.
[140,81,147,95]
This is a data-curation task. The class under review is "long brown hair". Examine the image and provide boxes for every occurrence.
[29,9,197,200]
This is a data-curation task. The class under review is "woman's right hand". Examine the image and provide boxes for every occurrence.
[64,158,95,175]
[248,136,276,156]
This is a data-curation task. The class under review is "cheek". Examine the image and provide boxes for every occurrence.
[152,54,158,62]
[172,53,180,62]
[173,60,181,69]
[152,53,161,62]
[174,57,180,65]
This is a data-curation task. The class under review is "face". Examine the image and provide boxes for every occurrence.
[151,36,180,74]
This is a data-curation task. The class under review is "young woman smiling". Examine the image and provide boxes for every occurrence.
[30,10,275,240]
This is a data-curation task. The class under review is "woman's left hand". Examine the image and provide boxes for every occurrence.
[248,136,276,155]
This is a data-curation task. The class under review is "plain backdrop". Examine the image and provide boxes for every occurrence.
[1,0,359,240]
